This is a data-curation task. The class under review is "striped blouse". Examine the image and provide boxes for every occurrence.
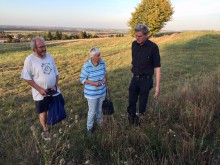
[80,59,106,99]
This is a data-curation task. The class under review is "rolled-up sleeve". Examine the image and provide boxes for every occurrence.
[80,64,89,84]
[21,57,32,80]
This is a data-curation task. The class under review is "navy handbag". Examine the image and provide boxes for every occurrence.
[102,98,114,115]
[47,94,67,125]
[102,84,114,115]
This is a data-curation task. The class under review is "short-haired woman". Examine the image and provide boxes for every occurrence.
[80,47,106,136]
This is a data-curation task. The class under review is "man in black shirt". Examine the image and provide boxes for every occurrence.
[127,24,161,125]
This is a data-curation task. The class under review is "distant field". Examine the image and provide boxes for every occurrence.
[0,31,220,164]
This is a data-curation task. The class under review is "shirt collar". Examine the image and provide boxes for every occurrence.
[136,39,149,46]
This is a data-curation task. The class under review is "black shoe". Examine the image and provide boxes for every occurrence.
[138,112,146,121]
[128,116,134,125]
[139,112,146,116]
[134,116,140,126]
[128,116,140,126]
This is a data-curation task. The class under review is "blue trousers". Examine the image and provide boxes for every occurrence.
[87,96,105,130]
[127,76,153,119]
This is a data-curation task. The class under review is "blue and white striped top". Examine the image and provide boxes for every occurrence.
[80,59,106,99]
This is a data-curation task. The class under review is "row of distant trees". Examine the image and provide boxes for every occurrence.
[45,31,96,40]
[0,30,125,43]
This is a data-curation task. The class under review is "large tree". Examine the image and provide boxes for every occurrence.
[128,0,174,37]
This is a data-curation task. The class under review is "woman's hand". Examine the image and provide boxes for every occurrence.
[84,79,103,87]
[102,77,106,84]
[94,82,101,87]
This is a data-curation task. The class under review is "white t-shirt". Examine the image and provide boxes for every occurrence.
[21,53,61,101]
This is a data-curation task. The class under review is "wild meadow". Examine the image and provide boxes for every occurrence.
[0,31,220,164]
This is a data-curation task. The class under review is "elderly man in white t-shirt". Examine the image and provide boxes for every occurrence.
[21,36,63,136]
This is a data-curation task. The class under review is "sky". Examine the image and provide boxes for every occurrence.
[0,0,220,31]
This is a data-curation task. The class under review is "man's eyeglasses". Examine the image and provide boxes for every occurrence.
[36,45,46,49]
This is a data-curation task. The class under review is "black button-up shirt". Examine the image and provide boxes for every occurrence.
[131,39,161,77]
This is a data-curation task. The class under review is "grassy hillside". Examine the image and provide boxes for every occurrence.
[0,31,220,164]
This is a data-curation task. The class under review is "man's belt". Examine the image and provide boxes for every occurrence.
[133,74,152,79]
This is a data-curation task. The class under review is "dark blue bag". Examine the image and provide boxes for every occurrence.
[47,94,67,125]
[102,83,114,115]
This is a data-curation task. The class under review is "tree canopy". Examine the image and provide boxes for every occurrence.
[128,0,174,37]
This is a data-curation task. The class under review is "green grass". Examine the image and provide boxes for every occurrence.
[0,31,220,164]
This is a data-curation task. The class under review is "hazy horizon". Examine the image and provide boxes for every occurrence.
[2,24,219,33]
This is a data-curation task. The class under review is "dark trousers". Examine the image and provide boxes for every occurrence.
[127,76,153,119]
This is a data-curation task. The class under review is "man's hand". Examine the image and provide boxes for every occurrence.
[38,88,47,96]
[154,86,159,98]
[51,85,57,91]
[154,67,161,99]
[25,79,47,96]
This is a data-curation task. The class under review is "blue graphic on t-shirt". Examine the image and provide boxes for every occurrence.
[41,63,52,75]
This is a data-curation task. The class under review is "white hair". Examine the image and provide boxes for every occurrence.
[134,24,150,35]
[89,47,101,57]
[30,36,46,50]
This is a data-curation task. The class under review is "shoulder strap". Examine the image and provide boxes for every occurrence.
[105,78,111,100]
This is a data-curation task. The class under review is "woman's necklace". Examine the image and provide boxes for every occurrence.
[92,60,98,67]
